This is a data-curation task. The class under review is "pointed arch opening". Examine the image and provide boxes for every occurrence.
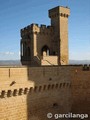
[41,45,50,56]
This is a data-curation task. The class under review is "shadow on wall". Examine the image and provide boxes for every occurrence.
[26,65,90,120]
[26,66,72,120]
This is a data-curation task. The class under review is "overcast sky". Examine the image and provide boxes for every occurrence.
[0,0,90,60]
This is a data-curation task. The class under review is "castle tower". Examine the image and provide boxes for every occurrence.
[49,6,70,65]
[20,6,70,66]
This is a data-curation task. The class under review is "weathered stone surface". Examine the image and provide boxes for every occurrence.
[0,66,90,120]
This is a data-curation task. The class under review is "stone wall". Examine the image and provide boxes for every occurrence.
[0,65,90,120]
[70,65,90,118]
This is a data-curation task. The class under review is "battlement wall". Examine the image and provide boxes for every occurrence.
[0,65,90,79]
[49,6,70,18]
[21,24,54,37]
[0,65,90,84]
[0,66,72,91]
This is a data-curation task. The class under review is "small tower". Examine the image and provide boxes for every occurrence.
[20,6,70,66]
[49,6,70,65]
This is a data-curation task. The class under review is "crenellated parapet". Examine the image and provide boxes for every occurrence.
[0,82,71,98]
[83,64,90,71]
[21,24,54,38]
[49,6,70,18]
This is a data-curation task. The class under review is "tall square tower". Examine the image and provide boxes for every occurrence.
[49,6,70,65]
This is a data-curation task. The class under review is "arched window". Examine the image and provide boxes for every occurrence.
[41,45,50,56]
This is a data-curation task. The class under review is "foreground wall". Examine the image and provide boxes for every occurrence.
[0,65,90,120]
[0,66,71,120]
[71,65,90,117]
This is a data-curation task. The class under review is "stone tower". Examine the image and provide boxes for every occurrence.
[49,6,70,65]
[20,6,70,66]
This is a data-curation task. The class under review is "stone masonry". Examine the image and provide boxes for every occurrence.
[0,6,90,120]
[20,6,70,66]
